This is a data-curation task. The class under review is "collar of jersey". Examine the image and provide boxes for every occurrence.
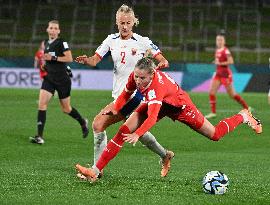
[48,38,57,44]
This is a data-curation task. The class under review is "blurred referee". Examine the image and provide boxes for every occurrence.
[30,20,89,144]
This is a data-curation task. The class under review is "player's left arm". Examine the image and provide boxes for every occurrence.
[56,50,73,62]
[44,40,73,63]
[44,50,73,62]
[123,103,161,144]
[154,53,169,70]
[143,37,169,70]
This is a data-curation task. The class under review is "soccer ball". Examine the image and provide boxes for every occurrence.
[202,171,229,195]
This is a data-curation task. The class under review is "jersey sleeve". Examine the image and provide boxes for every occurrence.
[146,84,165,106]
[60,39,70,52]
[134,103,161,137]
[142,37,161,58]
[95,35,111,59]
[134,81,165,136]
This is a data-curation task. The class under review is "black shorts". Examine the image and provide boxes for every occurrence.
[41,77,71,99]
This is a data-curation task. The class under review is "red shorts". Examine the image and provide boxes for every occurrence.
[213,72,233,87]
[135,94,205,131]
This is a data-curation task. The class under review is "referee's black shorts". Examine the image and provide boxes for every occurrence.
[41,77,71,99]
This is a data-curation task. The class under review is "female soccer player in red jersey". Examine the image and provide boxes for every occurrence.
[76,58,262,182]
[34,41,47,80]
[205,34,250,119]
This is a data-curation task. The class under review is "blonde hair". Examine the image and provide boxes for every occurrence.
[116,4,139,26]
[135,57,156,74]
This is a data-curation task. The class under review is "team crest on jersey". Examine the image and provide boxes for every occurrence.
[131,48,137,55]
[148,89,156,100]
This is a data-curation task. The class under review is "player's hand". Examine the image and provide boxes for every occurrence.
[156,60,169,70]
[102,108,118,115]
[40,64,46,71]
[123,133,140,145]
[43,53,52,61]
[144,49,152,57]
[75,55,88,64]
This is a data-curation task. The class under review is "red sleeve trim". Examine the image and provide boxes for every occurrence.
[95,52,102,60]
[153,51,161,59]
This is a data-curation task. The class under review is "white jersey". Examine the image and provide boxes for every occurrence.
[95,33,161,99]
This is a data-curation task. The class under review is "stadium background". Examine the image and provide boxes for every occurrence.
[0,0,269,92]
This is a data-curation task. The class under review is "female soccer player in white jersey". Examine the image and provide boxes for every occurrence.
[75,4,173,177]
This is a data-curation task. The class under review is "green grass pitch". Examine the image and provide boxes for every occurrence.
[0,88,269,204]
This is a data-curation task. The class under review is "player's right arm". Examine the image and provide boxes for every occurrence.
[75,54,101,67]
[75,34,112,67]
[142,37,169,70]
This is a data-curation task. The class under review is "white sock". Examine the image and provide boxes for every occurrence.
[139,131,166,158]
[239,112,248,123]
[92,165,101,176]
[93,131,107,165]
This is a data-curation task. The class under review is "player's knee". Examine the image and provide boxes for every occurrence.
[62,107,72,114]
[38,99,48,109]
[210,132,220,141]
[119,124,131,135]
[229,93,235,99]
[92,117,105,133]
[38,104,47,110]
[210,136,219,141]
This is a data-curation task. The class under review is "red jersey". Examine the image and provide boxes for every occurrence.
[215,47,231,77]
[114,70,192,136]
[35,50,47,78]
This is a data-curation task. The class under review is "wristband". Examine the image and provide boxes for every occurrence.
[51,56,58,61]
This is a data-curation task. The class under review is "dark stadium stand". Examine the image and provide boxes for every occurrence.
[0,0,270,63]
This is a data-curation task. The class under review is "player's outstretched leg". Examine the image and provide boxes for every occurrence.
[210,109,262,141]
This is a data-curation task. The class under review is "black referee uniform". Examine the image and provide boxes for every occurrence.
[42,38,71,98]
[30,38,89,144]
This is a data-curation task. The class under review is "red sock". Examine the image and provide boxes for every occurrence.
[95,125,130,171]
[209,94,216,113]
[234,94,248,109]
[211,114,244,141]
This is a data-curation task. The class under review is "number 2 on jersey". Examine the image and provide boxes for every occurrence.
[120,51,126,64]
